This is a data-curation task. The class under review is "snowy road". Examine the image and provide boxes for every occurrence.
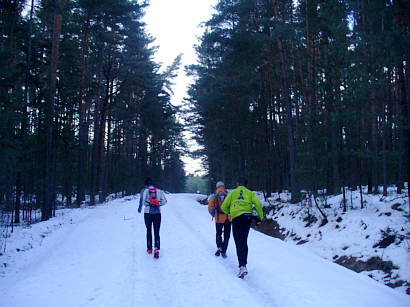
[0,194,409,307]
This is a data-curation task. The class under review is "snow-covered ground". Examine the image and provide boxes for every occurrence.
[1,193,409,307]
[260,187,410,295]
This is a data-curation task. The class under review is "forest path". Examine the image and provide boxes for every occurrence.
[0,194,408,307]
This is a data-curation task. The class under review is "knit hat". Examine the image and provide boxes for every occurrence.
[216,181,225,188]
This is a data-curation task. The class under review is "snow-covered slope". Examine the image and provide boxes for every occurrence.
[0,194,409,307]
[259,187,409,295]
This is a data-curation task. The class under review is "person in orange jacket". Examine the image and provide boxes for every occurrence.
[208,181,231,258]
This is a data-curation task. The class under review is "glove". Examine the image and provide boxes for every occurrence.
[255,219,262,226]
[209,208,215,217]
[138,208,141,213]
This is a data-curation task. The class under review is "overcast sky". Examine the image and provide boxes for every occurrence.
[143,0,216,106]
[143,0,217,175]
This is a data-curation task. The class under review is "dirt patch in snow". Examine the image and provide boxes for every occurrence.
[335,255,397,273]
[252,218,286,240]
[335,256,409,294]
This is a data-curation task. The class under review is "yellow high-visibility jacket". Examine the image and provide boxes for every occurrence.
[221,186,263,220]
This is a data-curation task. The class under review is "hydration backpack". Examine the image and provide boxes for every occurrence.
[214,190,226,213]
[148,187,160,207]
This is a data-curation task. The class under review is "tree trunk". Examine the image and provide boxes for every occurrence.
[305,0,319,197]
[14,173,21,224]
[77,15,90,207]
[370,95,379,193]
[398,59,409,207]
[273,0,299,203]
[90,43,106,205]
[97,82,109,203]
[43,0,65,221]
[382,69,393,197]
[104,108,112,199]
[25,0,34,108]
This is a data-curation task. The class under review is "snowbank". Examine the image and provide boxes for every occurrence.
[260,187,410,295]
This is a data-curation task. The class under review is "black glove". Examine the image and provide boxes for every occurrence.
[254,218,262,226]
[138,208,141,213]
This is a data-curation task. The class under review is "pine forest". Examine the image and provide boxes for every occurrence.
[185,0,409,205]
[1,0,186,223]
[0,0,409,223]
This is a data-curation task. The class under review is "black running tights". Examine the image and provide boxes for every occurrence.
[144,213,161,250]
[232,213,252,267]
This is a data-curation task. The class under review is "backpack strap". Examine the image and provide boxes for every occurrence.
[214,190,227,221]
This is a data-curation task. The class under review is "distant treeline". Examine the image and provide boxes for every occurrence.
[0,0,185,222]
[186,0,409,202]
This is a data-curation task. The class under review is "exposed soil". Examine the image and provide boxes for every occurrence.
[252,218,286,240]
[334,255,410,294]
[373,235,396,248]
[334,255,397,274]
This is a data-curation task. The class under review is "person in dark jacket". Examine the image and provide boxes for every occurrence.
[208,181,231,258]
[138,178,167,258]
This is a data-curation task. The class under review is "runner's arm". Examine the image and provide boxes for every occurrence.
[138,188,145,212]
[252,192,264,220]
[221,192,232,215]
[159,190,167,206]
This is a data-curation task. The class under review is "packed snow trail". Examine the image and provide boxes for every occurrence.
[0,194,409,307]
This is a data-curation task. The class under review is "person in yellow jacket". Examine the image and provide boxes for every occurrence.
[208,181,231,258]
[221,176,263,278]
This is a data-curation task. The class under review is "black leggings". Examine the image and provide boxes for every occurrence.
[232,213,252,267]
[144,213,161,249]
[215,220,231,253]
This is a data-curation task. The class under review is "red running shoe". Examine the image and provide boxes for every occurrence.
[147,249,152,254]
[154,248,159,259]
